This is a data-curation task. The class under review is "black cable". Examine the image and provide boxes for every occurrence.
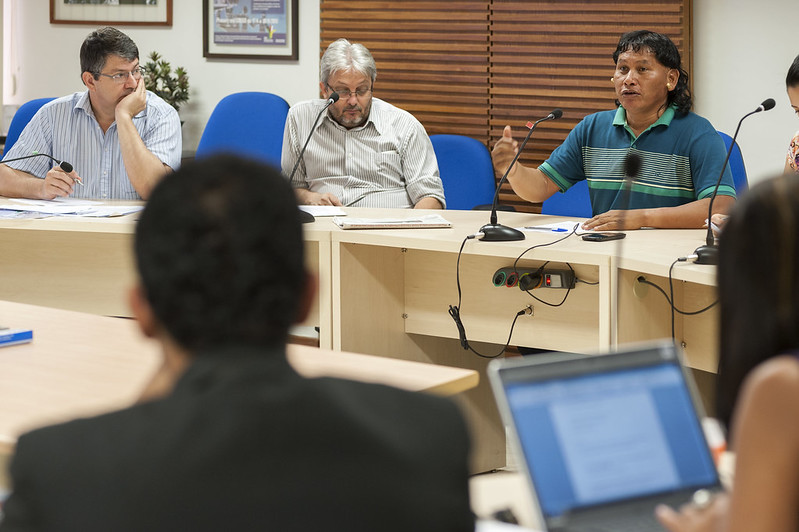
[636,276,718,315]
[512,225,578,307]
[448,235,529,359]
[576,278,600,286]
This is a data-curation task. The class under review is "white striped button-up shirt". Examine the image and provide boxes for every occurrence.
[282,97,445,208]
[3,90,181,200]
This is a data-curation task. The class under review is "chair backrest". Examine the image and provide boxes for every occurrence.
[195,92,290,169]
[541,179,593,218]
[430,134,496,210]
[3,97,56,157]
[717,130,748,194]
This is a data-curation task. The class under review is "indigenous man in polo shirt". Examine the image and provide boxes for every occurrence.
[492,30,735,230]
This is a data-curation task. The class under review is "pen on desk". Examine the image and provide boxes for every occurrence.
[551,228,568,232]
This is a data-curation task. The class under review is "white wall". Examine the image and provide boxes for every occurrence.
[3,0,321,151]
[693,0,796,184]
[3,0,795,184]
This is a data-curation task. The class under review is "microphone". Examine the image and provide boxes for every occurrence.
[480,109,563,241]
[288,92,339,224]
[1,152,73,173]
[693,98,775,264]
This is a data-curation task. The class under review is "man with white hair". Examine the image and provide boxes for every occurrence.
[282,38,445,209]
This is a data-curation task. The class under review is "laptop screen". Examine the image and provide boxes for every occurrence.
[502,357,719,519]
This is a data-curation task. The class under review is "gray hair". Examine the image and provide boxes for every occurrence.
[320,38,377,85]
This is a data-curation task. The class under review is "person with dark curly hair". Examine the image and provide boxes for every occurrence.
[0,155,473,532]
[492,30,735,230]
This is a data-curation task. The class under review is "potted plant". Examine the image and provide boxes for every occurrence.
[142,51,189,114]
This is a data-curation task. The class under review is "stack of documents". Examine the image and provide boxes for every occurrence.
[0,198,143,218]
[333,214,452,230]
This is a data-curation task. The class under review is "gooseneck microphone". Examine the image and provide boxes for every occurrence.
[1,152,73,173]
[287,92,340,184]
[480,109,563,242]
[693,98,775,264]
[288,92,339,224]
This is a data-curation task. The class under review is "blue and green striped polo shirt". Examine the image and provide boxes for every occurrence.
[539,106,735,216]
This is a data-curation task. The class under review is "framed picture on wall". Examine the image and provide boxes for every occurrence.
[50,0,173,26]
[203,0,298,61]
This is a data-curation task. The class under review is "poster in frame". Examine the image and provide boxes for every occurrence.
[50,0,173,27]
[203,0,298,61]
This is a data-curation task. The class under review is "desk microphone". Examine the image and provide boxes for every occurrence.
[480,109,563,241]
[693,98,775,264]
[1,152,73,173]
[287,92,339,224]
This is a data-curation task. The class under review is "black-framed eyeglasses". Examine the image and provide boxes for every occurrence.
[326,84,372,99]
[95,67,145,85]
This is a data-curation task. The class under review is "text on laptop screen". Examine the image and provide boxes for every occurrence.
[505,362,718,518]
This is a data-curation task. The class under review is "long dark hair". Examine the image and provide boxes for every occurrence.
[716,174,799,430]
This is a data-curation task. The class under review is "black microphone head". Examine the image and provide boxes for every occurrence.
[59,161,73,173]
[328,92,340,103]
[759,98,776,111]
[550,108,563,120]
[624,152,642,179]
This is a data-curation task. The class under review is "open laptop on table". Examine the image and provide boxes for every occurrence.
[488,341,721,532]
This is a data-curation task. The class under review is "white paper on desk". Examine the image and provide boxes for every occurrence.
[0,209,48,219]
[520,221,586,234]
[333,213,452,229]
[4,199,143,217]
[299,205,347,217]
[475,519,539,532]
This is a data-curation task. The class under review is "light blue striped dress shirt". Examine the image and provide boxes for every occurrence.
[282,97,444,208]
[3,90,182,199]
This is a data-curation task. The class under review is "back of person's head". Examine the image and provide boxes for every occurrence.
[612,29,691,114]
[717,174,799,428]
[320,38,377,85]
[80,26,139,78]
[134,155,306,352]
[787,54,799,88]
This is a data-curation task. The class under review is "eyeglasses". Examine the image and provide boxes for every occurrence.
[326,84,372,99]
[95,67,145,84]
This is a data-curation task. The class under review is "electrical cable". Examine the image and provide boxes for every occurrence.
[448,235,530,359]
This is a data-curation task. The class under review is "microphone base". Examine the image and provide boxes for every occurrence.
[479,223,525,242]
[299,210,316,224]
[693,244,718,265]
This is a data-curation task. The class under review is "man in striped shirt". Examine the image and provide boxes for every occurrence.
[282,38,445,209]
[492,30,735,230]
[0,27,181,200]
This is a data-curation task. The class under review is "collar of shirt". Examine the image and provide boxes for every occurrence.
[613,104,676,136]
[323,97,387,136]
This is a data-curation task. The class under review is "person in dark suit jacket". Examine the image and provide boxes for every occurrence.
[0,155,474,532]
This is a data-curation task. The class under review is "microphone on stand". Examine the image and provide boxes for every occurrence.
[480,109,563,242]
[693,98,775,264]
[1,152,73,174]
[288,92,340,224]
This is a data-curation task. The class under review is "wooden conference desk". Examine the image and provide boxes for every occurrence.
[0,300,478,490]
[0,203,719,471]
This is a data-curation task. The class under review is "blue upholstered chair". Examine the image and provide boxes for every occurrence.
[3,97,56,156]
[430,134,497,210]
[717,131,748,194]
[195,92,290,169]
[541,179,593,218]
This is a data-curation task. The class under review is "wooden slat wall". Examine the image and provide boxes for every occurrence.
[320,1,691,212]
[320,1,490,139]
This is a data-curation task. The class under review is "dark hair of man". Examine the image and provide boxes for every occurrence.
[786,54,799,88]
[716,174,799,431]
[612,29,692,115]
[80,26,139,78]
[134,155,306,352]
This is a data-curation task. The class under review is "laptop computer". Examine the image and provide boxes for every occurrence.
[488,341,721,532]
